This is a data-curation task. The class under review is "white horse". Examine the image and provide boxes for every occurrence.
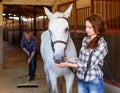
[40,4,77,93]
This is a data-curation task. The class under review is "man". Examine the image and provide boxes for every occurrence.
[20,32,38,81]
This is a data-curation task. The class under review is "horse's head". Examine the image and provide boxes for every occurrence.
[44,4,73,64]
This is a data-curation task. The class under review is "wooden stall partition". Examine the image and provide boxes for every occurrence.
[76,6,90,31]
[92,0,120,30]
[3,5,51,45]
[91,0,120,86]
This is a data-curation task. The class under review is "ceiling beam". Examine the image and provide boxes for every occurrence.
[2,0,54,6]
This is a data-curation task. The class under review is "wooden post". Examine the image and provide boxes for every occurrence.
[19,5,22,45]
[0,3,3,69]
[12,15,15,44]
[33,6,36,36]
[74,0,77,33]
[90,0,94,14]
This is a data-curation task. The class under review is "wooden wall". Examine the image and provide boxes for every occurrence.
[93,0,120,30]
[105,34,120,82]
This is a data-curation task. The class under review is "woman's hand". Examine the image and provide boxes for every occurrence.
[55,56,78,68]
[64,57,74,62]
[55,62,68,68]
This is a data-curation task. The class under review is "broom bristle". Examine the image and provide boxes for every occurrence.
[17,83,38,88]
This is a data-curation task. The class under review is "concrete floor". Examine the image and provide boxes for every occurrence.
[1,42,77,93]
[2,42,47,93]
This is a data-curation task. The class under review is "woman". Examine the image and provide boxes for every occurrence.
[55,14,108,93]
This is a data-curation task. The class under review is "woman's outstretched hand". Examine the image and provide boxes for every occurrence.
[55,62,68,68]
[64,57,74,62]
[55,57,76,68]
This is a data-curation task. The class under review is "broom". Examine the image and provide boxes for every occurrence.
[17,61,38,88]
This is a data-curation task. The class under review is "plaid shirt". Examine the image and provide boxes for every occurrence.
[75,36,108,82]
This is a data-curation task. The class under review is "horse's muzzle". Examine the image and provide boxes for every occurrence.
[53,56,64,64]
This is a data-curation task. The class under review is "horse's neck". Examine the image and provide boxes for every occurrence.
[65,34,77,57]
[66,36,72,50]
[41,30,52,51]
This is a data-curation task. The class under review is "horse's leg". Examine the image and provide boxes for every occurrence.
[50,74,58,93]
[44,65,51,93]
[65,73,74,93]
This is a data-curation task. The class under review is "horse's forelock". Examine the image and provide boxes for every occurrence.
[49,13,68,29]
[52,12,64,19]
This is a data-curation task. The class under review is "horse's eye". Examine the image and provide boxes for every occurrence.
[65,27,69,32]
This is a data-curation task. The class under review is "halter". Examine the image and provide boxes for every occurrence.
[50,33,69,64]
[51,39,68,52]
[49,17,70,53]
[48,17,70,64]
[49,16,76,75]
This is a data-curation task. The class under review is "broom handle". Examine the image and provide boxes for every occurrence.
[26,62,29,83]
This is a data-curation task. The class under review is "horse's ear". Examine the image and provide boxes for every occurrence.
[63,4,73,18]
[44,7,53,19]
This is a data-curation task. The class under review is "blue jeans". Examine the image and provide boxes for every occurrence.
[77,77,104,93]
[26,54,37,78]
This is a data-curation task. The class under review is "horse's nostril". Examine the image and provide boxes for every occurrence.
[55,60,61,64]
[53,55,64,64]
